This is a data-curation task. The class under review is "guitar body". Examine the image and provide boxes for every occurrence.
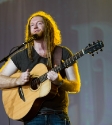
[2,63,58,121]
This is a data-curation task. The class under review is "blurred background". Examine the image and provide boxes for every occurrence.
[0,0,111,125]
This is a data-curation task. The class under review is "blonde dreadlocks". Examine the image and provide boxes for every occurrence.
[25,11,62,67]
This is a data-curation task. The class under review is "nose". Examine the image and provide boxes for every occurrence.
[34,23,38,29]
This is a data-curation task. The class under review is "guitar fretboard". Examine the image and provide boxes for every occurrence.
[39,49,84,83]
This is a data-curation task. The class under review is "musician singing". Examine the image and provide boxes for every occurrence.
[0,11,81,125]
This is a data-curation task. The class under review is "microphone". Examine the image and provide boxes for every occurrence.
[26,34,38,43]
[15,34,39,49]
[32,34,39,40]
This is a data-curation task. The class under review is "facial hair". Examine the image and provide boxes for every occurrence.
[35,30,44,40]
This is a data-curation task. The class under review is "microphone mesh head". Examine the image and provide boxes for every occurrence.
[33,34,38,40]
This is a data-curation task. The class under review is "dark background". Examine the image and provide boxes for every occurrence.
[0,0,111,125]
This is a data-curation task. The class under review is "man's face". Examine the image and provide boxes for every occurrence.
[30,16,45,38]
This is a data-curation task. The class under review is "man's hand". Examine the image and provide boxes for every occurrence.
[16,69,30,85]
[47,71,63,86]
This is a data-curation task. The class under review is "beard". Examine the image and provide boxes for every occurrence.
[35,30,44,40]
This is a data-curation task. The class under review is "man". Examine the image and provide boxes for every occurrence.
[0,11,81,125]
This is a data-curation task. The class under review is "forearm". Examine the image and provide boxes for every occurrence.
[60,62,81,93]
[0,75,19,89]
[51,70,81,93]
[61,78,81,93]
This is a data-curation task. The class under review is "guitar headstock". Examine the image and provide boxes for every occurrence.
[84,40,104,56]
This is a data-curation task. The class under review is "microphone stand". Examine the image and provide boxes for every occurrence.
[0,34,38,125]
[0,34,38,64]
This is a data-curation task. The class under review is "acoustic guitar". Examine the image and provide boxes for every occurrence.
[2,40,104,122]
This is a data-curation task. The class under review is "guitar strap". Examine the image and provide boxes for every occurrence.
[52,46,62,66]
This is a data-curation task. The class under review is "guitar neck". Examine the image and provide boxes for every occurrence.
[54,49,84,72]
[39,49,85,83]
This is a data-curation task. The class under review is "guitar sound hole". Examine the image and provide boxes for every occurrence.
[30,78,40,90]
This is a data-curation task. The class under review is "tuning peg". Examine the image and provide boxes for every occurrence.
[88,43,91,46]
[96,51,98,54]
[93,41,96,44]
[100,49,103,51]
[92,53,94,56]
